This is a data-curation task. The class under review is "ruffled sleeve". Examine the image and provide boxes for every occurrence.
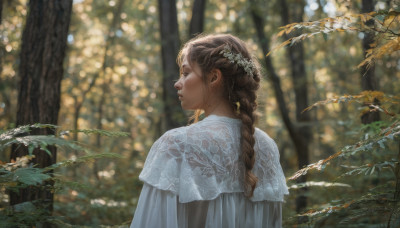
[139,128,186,195]
[252,128,289,201]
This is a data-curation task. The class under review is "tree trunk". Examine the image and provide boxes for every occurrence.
[388,140,400,228]
[249,2,299,156]
[189,0,206,38]
[280,0,311,213]
[0,0,3,25]
[361,0,380,124]
[94,81,108,181]
[386,0,392,8]
[0,0,5,122]
[10,0,73,219]
[158,0,186,131]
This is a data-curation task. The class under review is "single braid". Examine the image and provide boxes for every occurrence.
[230,64,260,197]
[234,87,259,197]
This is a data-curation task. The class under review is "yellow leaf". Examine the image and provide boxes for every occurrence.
[383,14,397,27]
[360,14,366,22]
[277,29,286,37]
[286,26,296,35]
[266,39,291,57]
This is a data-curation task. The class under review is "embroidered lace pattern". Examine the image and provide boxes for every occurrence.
[219,44,257,78]
[139,115,289,203]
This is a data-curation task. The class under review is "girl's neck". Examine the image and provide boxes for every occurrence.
[203,98,236,119]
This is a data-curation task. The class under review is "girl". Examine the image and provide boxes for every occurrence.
[130,34,288,228]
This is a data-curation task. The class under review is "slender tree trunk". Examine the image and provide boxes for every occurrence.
[189,0,206,38]
[94,82,107,181]
[386,0,392,8]
[92,0,125,180]
[250,2,311,219]
[9,0,73,220]
[0,0,3,25]
[280,0,311,213]
[158,0,186,132]
[0,0,5,122]
[72,0,125,146]
[388,140,400,228]
[361,0,380,124]
[249,2,298,153]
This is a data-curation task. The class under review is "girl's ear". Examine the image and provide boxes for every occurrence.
[208,69,223,87]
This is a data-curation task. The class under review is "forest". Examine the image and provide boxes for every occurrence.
[0,0,399,227]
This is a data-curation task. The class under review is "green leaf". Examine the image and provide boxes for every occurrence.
[14,168,51,185]
[46,152,123,170]
[377,140,385,148]
[66,129,130,137]
[13,201,37,213]
[374,14,386,22]
[322,32,328,41]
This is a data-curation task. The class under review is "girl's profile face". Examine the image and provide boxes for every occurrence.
[174,55,207,111]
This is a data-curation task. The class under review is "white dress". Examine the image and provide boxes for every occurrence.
[130,115,289,228]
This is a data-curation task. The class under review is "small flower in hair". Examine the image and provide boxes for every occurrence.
[219,44,256,78]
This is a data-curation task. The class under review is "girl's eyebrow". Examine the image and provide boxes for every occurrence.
[182,63,191,69]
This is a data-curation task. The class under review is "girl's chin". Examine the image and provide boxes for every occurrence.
[181,104,199,111]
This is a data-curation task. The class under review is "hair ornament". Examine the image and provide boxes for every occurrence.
[235,101,241,114]
[219,44,256,78]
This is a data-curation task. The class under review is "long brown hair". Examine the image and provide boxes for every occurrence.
[178,34,261,197]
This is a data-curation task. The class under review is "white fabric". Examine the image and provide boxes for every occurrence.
[131,115,289,227]
[131,184,283,228]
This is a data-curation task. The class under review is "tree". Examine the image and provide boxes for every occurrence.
[158,0,207,131]
[249,0,297,168]
[0,0,3,25]
[158,0,186,131]
[9,0,73,218]
[268,4,400,226]
[279,0,311,213]
[189,0,206,38]
[251,0,311,213]
[361,0,380,124]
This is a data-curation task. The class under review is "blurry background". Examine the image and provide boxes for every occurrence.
[0,0,399,226]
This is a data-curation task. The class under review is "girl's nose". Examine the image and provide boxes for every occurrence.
[174,78,182,90]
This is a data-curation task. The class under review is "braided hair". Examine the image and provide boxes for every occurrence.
[178,34,261,197]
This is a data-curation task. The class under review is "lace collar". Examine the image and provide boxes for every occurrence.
[204,114,241,124]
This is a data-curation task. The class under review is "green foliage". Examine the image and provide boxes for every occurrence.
[285,92,400,226]
[62,129,130,138]
[1,0,398,226]
[268,10,400,69]
[0,201,51,228]
[264,5,400,226]
[0,124,128,227]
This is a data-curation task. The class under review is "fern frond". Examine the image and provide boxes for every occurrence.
[0,167,51,188]
[45,153,123,171]
[339,160,397,178]
[289,120,400,180]
[302,91,400,115]
[291,188,395,225]
[1,135,88,156]
[268,10,400,67]
[62,129,130,137]
[0,124,58,142]
[288,181,351,189]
